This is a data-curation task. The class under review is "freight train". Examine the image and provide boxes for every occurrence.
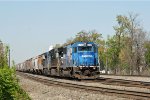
[16,42,100,79]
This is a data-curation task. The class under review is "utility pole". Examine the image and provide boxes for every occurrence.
[105,53,108,74]
[9,48,10,67]
[105,43,108,74]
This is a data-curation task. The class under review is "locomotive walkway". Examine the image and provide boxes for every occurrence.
[17,72,150,100]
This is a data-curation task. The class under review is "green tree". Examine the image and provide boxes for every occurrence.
[73,30,103,44]
[105,36,120,74]
[113,15,128,74]
[74,31,90,42]
[0,40,31,100]
[112,13,147,75]
[144,40,150,67]
[0,40,6,67]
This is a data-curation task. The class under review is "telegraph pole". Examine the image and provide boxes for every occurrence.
[105,43,108,74]
[9,48,10,67]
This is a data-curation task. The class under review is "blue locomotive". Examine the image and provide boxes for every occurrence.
[16,42,100,79]
[48,41,100,79]
[68,42,100,79]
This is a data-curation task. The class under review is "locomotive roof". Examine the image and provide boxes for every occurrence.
[71,41,98,47]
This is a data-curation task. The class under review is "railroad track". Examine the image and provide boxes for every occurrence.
[93,77,150,89]
[17,72,150,100]
[100,74,150,77]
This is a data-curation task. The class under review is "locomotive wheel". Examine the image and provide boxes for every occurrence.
[70,67,76,78]
[59,69,63,77]
[83,70,91,76]
[43,68,49,76]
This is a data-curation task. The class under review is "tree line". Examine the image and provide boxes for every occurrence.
[105,13,150,75]
[55,13,150,75]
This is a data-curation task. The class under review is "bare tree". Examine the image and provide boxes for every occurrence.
[113,13,148,75]
[134,28,146,75]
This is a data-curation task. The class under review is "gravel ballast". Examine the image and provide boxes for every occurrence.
[21,73,150,93]
[17,75,132,100]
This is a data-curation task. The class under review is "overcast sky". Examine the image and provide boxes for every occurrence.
[0,1,150,64]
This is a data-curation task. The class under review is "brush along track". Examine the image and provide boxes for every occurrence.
[17,72,150,100]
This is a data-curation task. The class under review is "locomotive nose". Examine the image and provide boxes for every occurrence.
[79,52,95,66]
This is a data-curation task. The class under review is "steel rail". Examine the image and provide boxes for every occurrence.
[96,77,150,89]
[17,72,150,100]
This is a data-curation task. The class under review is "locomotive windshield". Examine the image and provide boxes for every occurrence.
[78,46,92,51]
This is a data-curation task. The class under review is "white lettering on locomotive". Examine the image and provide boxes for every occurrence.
[82,55,93,57]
